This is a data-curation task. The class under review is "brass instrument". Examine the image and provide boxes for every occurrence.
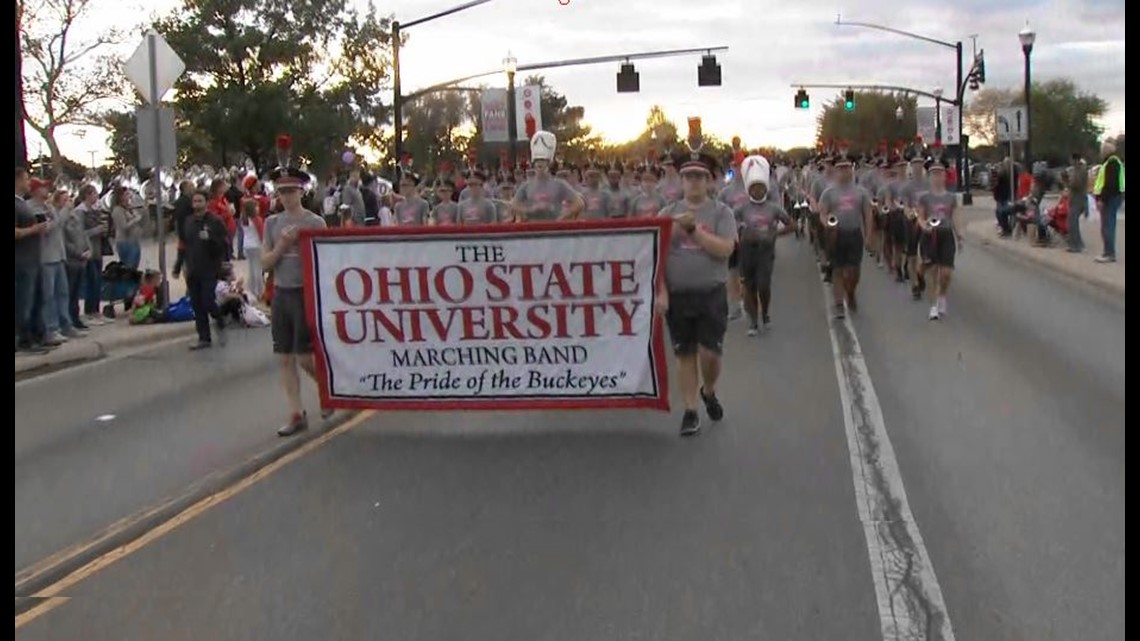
[825,215,839,228]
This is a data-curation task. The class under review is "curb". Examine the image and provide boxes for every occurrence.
[13,410,360,608]
[14,323,197,378]
[963,223,1125,300]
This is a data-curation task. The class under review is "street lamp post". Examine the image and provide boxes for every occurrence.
[504,52,518,169]
[933,86,944,143]
[1019,21,1036,170]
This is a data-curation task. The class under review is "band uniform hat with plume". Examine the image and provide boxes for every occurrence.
[530,131,557,162]
[275,134,293,168]
[741,155,771,203]
[677,116,718,174]
[269,166,311,190]
[832,151,855,167]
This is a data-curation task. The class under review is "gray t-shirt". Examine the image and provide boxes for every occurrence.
[605,186,631,217]
[810,176,832,203]
[819,183,872,231]
[631,192,667,217]
[34,200,67,264]
[578,186,611,220]
[112,206,143,244]
[660,198,738,292]
[876,182,903,209]
[432,202,459,225]
[718,182,750,213]
[900,177,930,209]
[492,199,512,223]
[917,191,957,224]
[658,177,683,205]
[394,197,430,226]
[263,210,327,289]
[15,196,41,268]
[735,200,792,243]
[513,176,578,221]
[458,198,498,225]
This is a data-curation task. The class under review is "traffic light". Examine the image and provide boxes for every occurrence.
[794,88,809,109]
[975,51,986,84]
[844,89,855,111]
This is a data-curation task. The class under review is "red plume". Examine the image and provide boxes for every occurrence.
[275,134,293,167]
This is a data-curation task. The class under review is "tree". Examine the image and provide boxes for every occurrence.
[20,0,126,176]
[816,91,918,154]
[1112,133,1125,161]
[16,3,27,168]
[524,75,597,159]
[101,107,216,172]
[965,80,1107,165]
[401,91,474,172]
[153,0,394,175]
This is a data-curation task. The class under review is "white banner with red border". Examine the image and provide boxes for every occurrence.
[302,219,672,411]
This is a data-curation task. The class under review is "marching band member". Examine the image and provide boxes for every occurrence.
[429,180,459,225]
[261,166,331,437]
[393,172,431,226]
[509,131,584,222]
[734,155,794,335]
[916,158,963,320]
[817,152,874,319]
[658,155,684,205]
[630,165,667,217]
[808,155,837,281]
[877,154,908,282]
[458,171,499,225]
[900,151,931,299]
[579,162,612,220]
[605,162,632,218]
[718,158,749,322]
[657,147,738,437]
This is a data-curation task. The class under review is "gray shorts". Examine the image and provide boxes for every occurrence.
[271,287,313,354]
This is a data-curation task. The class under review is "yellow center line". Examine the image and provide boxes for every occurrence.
[15,410,374,631]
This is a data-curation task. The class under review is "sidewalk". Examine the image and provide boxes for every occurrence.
[963,210,1126,297]
[14,239,258,377]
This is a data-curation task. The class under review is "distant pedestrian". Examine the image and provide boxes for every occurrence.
[1066,151,1089,252]
[1093,141,1125,263]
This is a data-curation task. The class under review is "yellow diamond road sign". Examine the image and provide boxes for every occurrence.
[123,31,185,103]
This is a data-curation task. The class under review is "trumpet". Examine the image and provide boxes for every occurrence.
[825,215,840,228]
[929,217,943,228]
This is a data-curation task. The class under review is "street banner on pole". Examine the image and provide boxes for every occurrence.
[480,88,509,143]
[302,219,672,411]
[515,85,543,139]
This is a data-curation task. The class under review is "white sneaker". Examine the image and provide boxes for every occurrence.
[937,297,948,316]
[43,332,67,346]
[928,305,940,321]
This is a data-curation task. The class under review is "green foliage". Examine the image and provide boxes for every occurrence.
[817,91,918,154]
[149,0,393,174]
[965,79,1108,164]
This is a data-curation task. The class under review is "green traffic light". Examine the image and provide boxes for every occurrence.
[799,99,809,109]
[844,100,855,111]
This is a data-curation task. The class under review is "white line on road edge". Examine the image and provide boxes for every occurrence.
[821,285,956,640]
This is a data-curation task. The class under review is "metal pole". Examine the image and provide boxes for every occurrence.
[392,20,402,177]
[148,33,169,310]
[1023,47,1032,169]
[956,41,971,203]
[506,70,517,168]
[935,96,943,143]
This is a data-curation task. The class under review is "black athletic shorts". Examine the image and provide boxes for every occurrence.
[887,209,908,247]
[739,238,776,292]
[905,218,923,257]
[830,228,864,268]
[665,284,728,356]
[922,226,957,267]
[271,287,314,355]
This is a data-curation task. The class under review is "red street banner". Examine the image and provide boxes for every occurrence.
[301,219,672,412]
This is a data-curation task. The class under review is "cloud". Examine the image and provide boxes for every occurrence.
[36,0,1127,162]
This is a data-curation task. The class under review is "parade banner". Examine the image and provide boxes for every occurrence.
[302,219,672,411]
[480,88,510,143]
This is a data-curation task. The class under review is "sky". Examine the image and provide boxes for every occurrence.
[31,0,1126,165]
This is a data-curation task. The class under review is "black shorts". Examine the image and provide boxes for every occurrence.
[872,209,886,231]
[887,210,908,247]
[830,228,864,268]
[922,226,957,267]
[728,244,739,270]
[739,238,776,292]
[905,218,923,257]
[665,285,728,356]
[271,287,313,354]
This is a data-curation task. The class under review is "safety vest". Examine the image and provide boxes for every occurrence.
[1094,155,1125,196]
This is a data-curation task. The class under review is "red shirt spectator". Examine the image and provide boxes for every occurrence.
[1017,171,1034,200]
[208,195,237,237]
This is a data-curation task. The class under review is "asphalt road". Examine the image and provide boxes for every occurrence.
[15,229,1125,640]
[14,327,324,573]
